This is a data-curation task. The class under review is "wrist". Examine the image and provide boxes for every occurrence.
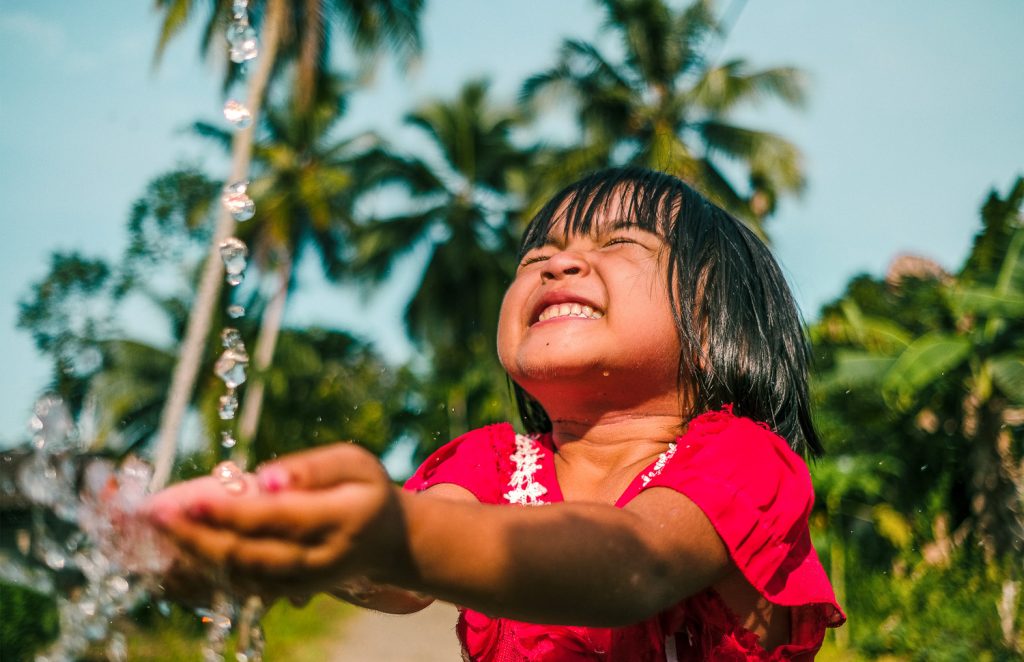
[364,486,421,589]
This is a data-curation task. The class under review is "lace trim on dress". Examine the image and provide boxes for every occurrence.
[640,442,677,487]
[504,434,549,505]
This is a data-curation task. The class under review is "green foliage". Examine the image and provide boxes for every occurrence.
[0,583,58,661]
[246,327,418,462]
[842,549,1020,661]
[811,176,1024,656]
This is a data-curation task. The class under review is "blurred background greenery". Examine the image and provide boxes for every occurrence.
[1,0,1021,659]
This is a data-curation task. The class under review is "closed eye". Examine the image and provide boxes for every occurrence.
[519,253,550,267]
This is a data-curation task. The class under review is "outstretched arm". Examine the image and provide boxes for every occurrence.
[148,443,730,626]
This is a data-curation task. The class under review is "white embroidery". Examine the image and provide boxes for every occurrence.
[640,442,677,487]
[664,633,679,662]
[504,434,549,505]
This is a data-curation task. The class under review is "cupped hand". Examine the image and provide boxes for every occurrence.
[146,443,413,601]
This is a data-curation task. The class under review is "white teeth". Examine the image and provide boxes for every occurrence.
[537,303,604,322]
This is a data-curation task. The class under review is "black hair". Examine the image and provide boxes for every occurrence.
[512,167,824,458]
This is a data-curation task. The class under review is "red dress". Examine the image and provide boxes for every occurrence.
[403,407,846,660]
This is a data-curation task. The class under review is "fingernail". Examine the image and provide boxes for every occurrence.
[257,466,289,493]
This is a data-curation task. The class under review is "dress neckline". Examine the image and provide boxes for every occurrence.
[530,433,679,508]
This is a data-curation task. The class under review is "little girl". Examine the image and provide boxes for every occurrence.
[149,167,845,660]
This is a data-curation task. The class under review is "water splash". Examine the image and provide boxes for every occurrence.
[227,304,246,319]
[5,396,173,662]
[29,394,75,451]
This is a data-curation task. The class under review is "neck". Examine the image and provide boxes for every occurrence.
[536,385,685,465]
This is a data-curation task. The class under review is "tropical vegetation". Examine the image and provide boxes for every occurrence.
[4,0,1021,659]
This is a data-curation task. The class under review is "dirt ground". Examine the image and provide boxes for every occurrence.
[327,601,463,660]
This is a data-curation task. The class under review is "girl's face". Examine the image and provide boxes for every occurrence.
[497,200,682,404]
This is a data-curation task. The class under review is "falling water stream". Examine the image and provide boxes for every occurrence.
[1,1,274,658]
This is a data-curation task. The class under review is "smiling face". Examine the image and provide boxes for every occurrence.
[497,194,683,411]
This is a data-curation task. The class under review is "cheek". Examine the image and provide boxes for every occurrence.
[495,286,521,368]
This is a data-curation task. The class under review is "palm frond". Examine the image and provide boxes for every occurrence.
[348,207,442,282]
[691,60,807,113]
[190,120,234,151]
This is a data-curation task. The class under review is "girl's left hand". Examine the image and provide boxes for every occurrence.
[146,443,412,601]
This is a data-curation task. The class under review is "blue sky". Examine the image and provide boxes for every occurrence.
[1,0,1022,443]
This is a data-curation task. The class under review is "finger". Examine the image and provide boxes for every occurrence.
[256,442,385,492]
[145,473,259,522]
[188,490,339,540]
[157,509,338,583]
[153,505,243,567]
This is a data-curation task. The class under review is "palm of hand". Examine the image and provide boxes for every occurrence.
[147,444,407,602]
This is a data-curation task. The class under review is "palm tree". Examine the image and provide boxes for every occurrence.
[521,0,806,235]
[350,79,531,446]
[149,0,424,487]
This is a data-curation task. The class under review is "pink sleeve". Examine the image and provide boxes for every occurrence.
[402,423,512,504]
[644,409,844,624]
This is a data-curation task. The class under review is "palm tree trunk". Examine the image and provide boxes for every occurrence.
[970,399,1024,559]
[295,0,323,112]
[234,249,293,465]
[151,0,288,491]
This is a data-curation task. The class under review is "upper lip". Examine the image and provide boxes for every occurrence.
[529,290,604,325]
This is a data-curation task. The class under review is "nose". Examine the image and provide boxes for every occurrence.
[541,250,590,281]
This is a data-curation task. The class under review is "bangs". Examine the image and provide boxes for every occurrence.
[518,168,685,259]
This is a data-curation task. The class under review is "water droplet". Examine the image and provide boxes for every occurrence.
[17,452,57,504]
[37,537,68,570]
[224,180,247,196]
[221,182,255,221]
[227,304,246,319]
[232,0,249,19]
[221,328,244,351]
[215,349,249,389]
[227,23,258,63]
[157,600,172,617]
[602,371,610,377]
[920,464,928,471]
[221,432,237,449]
[227,272,244,286]
[219,238,248,283]
[213,461,246,494]
[223,99,252,129]
[218,391,239,420]
[107,631,128,662]
[28,394,74,451]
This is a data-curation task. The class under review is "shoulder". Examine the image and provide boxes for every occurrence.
[402,423,517,503]
[649,407,843,625]
[672,406,815,515]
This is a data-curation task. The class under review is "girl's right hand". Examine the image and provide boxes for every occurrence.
[146,443,415,602]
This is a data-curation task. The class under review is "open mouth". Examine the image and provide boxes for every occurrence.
[535,302,604,323]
